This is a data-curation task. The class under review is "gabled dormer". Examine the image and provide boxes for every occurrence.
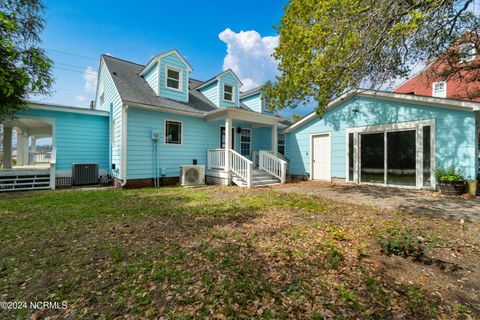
[197,69,242,108]
[240,86,275,115]
[140,49,192,103]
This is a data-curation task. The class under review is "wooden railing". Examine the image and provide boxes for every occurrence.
[230,149,254,188]
[259,151,287,183]
[207,149,225,170]
[29,152,52,164]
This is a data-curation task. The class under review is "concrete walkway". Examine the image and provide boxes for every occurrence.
[274,181,480,222]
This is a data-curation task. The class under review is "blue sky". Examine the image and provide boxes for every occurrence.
[36,0,312,117]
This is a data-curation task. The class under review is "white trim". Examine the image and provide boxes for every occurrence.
[165,65,183,92]
[164,119,183,145]
[240,128,252,157]
[205,108,278,126]
[285,90,480,133]
[196,69,244,90]
[309,132,332,181]
[140,49,193,76]
[27,103,109,116]
[223,83,235,102]
[345,119,436,190]
[432,81,447,98]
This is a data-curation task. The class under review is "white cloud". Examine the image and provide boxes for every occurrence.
[219,28,279,91]
[82,66,98,94]
[75,95,87,102]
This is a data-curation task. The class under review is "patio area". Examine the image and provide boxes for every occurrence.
[274,180,480,221]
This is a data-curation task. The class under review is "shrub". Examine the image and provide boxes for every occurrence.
[435,165,465,183]
[378,228,425,258]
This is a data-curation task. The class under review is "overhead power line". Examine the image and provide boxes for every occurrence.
[46,48,99,61]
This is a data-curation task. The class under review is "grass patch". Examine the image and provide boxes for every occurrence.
[0,186,476,319]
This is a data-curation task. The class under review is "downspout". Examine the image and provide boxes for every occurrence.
[121,103,128,187]
[109,103,113,179]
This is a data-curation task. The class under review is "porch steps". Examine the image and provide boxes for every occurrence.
[233,169,281,188]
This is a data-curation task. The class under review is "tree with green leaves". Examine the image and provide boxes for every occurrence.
[266,0,479,114]
[0,0,53,122]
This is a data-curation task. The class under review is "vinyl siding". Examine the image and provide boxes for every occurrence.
[286,96,478,180]
[219,72,239,108]
[241,93,262,113]
[252,127,272,152]
[159,53,189,102]
[17,108,109,176]
[199,81,218,106]
[127,107,219,179]
[95,60,123,178]
[143,62,159,95]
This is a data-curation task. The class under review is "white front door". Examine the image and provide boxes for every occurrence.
[312,134,331,181]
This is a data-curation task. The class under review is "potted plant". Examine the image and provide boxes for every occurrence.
[435,165,466,195]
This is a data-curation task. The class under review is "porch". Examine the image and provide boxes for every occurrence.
[1,118,55,191]
[204,108,288,188]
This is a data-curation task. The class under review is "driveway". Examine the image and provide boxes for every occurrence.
[274,181,480,221]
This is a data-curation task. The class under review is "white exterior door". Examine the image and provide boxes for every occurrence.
[312,134,331,181]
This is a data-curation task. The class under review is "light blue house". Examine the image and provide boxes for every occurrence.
[285,91,479,189]
[1,49,479,191]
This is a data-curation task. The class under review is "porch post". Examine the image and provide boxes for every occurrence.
[225,117,232,184]
[272,122,278,156]
[17,130,29,166]
[2,126,13,169]
[30,136,36,165]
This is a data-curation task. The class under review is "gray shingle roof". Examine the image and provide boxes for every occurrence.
[102,55,217,114]
[240,85,264,98]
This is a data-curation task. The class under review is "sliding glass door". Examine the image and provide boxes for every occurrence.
[348,121,434,189]
[387,130,416,186]
[360,133,385,183]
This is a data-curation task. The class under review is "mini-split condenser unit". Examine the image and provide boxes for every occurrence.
[180,165,205,187]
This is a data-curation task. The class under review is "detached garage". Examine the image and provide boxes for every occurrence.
[285,91,479,189]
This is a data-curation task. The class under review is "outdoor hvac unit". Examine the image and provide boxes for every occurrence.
[180,165,205,187]
[72,163,99,186]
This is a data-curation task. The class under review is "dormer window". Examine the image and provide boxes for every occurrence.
[166,67,182,91]
[224,84,234,102]
[432,81,447,98]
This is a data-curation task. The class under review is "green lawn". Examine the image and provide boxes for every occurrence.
[0,186,478,319]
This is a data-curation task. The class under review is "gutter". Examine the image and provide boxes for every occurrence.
[121,103,128,187]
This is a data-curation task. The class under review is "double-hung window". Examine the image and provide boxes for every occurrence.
[224,84,234,102]
[240,128,251,157]
[165,120,182,144]
[432,81,446,98]
[166,67,181,90]
[277,133,285,155]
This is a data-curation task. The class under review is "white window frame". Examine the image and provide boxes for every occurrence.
[223,83,235,102]
[164,120,183,145]
[100,92,105,106]
[165,66,182,92]
[277,132,286,155]
[240,128,252,157]
[432,81,447,98]
[345,119,436,190]
[220,125,236,149]
[459,42,477,63]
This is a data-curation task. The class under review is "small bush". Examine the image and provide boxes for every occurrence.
[378,228,425,258]
[109,245,124,263]
[436,165,465,182]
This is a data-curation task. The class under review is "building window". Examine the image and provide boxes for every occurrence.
[224,84,234,102]
[220,126,235,149]
[459,42,477,62]
[432,81,447,98]
[111,120,115,145]
[277,132,285,155]
[166,67,181,90]
[165,121,182,144]
[240,128,251,157]
[100,92,105,106]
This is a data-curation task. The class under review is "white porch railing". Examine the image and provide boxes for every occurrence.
[259,151,287,183]
[29,152,52,164]
[230,149,254,188]
[207,149,225,170]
